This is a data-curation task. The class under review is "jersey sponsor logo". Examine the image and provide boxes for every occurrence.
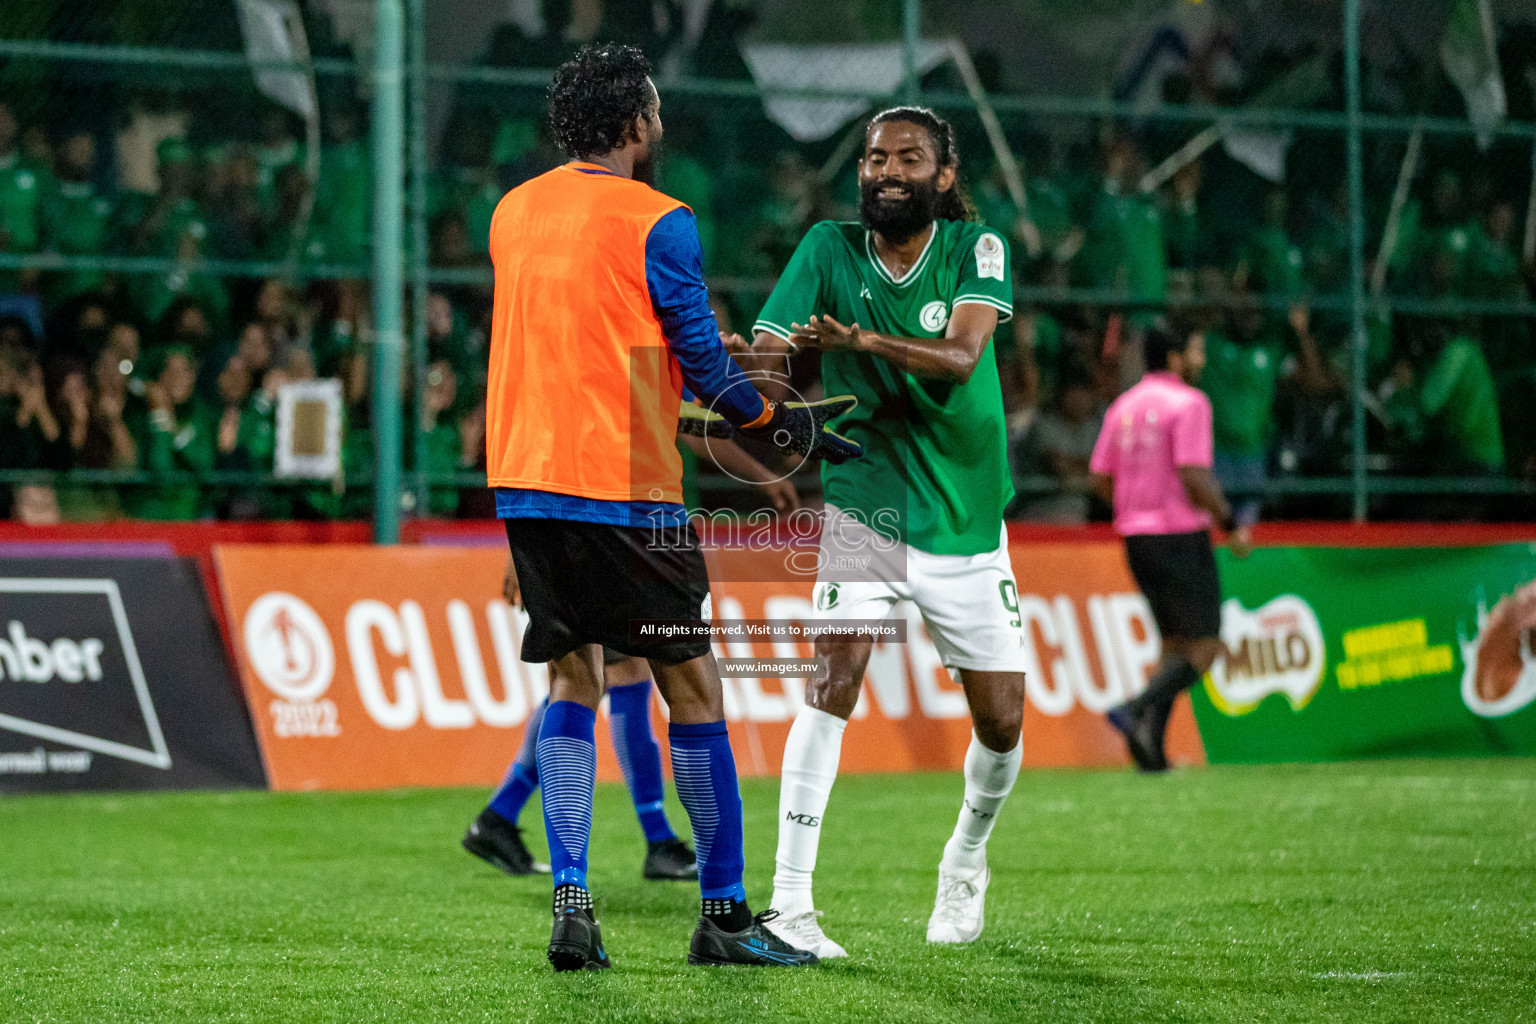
[974,232,1005,281]
[1459,578,1536,718]
[1205,595,1326,715]
[919,300,949,332]
[816,583,840,611]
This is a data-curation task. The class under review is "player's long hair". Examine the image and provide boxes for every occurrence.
[867,106,975,222]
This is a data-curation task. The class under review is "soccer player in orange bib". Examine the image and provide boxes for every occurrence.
[484,43,859,971]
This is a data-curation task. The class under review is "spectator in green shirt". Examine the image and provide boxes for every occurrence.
[1076,136,1166,317]
[312,105,372,267]
[128,345,215,520]
[1466,200,1524,298]
[253,107,305,218]
[1239,187,1305,298]
[414,357,466,518]
[1199,277,1321,524]
[658,142,718,270]
[1388,324,1504,474]
[213,351,289,520]
[0,100,47,292]
[429,120,501,259]
[42,131,115,302]
[1161,159,1212,274]
[122,137,208,256]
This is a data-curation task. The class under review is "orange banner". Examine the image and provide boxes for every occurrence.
[215,542,1202,791]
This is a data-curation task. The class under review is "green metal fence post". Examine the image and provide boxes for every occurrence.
[1345,0,1368,523]
[902,0,920,102]
[371,0,405,543]
[407,0,430,517]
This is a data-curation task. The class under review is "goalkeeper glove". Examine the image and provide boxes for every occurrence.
[677,401,735,439]
[738,396,863,464]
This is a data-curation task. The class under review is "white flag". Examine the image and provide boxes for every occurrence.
[1441,0,1506,151]
[236,0,316,120]
[740,42,950,143]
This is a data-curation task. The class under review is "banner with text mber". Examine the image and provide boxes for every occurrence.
[214,543,1201,792]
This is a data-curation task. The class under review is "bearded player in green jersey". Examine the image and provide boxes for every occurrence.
[746,107,1027,956]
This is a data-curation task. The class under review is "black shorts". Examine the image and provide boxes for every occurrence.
[504,517,712,665]
[1123,530,1222,640]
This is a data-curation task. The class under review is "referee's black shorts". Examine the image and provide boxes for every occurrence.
[504,517,713,666]
[1123,529,1222,640]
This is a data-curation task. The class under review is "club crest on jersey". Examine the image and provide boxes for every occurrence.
[816,583,840,611]
[975,232,1005,281]
[919,300,949,332]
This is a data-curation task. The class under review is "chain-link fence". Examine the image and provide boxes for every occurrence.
[0,0,1533,531]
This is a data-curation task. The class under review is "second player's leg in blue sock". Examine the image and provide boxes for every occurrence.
[669,720,748,925]
[488,697,548,824]
[539,700,597,890]
[607,680,677,843]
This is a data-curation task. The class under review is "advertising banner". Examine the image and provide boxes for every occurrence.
[215,543,1196,791]
[1193,543,1536,761]
[0,557,266,793]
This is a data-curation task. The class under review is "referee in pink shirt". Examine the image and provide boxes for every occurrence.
[1089,325,1252,772]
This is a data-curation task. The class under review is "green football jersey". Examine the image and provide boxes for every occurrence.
[754,219,1014,556]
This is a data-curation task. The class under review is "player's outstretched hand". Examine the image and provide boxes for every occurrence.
[740,396,863,464]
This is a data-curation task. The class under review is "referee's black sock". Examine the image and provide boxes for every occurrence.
[1127,657,1203,722]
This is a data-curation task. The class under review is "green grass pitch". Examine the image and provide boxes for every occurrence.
[3,760,1533,1023]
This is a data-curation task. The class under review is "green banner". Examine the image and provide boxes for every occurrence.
[1191,543,1536,762]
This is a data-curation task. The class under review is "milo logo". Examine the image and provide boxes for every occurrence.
[1206,595,1325,715]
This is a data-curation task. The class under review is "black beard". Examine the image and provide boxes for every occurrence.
[633,140,662,187]
[860,174,939,243]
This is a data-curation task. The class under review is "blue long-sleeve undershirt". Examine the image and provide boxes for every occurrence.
[645,206,766,427]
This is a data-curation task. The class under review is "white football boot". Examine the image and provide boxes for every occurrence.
[763,907,848,959]
[926,863,990,943]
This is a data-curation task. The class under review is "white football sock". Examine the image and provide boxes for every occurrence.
[770,705,847,913]
[941,733,1023,875]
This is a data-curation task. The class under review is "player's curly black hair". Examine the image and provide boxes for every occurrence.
[866,105,974,222]
[547,43,655,161]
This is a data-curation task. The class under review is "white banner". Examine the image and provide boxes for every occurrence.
[740,41,951,143]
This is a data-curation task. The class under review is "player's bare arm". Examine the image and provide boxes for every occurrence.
[1177,465,1252,556]
[680,434,799,513]
[1089,472,1114,506]
[789,302,997,383]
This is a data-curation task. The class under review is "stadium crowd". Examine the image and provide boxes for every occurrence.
[0,5,1533,523]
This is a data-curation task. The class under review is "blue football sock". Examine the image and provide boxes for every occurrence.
[607,680,676,844]
[538,700,597,890]
[668,721,746,903]
[487,697,547,824]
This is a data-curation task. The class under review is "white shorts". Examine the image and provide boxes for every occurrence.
[811,505,1028,673]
